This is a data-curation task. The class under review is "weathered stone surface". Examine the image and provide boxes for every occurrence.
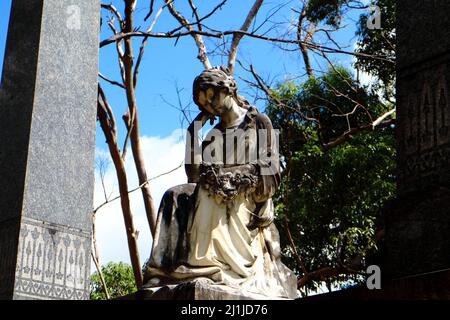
[383,188,450,278]
[383,0,450,279]
[396,54,450,195]
[0,0,100,299]
[143,67,297,299]
[397,0,450,69]
[396,0,450,194]
[12,217,91,299]
[120,279,290,300]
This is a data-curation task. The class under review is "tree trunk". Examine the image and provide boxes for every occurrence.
[297,9,314,79]
[123,0,157,237]
[124,112,157,236]
[97,94,143,288]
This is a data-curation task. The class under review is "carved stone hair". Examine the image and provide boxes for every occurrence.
[193,66,250,111]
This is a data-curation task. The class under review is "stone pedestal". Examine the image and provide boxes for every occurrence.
[0,0,100,299]
[383,0,450,279]
[119,280,290,300]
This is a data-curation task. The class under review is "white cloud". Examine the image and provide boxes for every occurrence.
[92,129,187,273]
[358,68,376,87]
[351,41,378,87]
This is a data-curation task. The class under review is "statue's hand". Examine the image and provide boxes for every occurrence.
[247,201,274,230]
[188,111,215,132]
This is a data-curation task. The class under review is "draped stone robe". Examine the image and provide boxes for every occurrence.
[143,107,297,299]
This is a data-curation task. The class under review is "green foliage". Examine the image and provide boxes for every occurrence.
[268,66,390,146]
[277,130,395,281]
[90,261,137,300]
[355,0,396,99]
[305,0,349,27]
[266,67,396,292]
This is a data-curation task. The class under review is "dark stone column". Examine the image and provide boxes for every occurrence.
[384,0,450,278]
[0,0,100,299]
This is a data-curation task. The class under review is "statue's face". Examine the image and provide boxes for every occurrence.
[196,88,232,117]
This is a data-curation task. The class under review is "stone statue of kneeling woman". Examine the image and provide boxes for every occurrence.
[142,67,297,299]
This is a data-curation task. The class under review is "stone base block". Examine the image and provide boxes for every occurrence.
[119,279,290,300]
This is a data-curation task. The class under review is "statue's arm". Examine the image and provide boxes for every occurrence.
[185,112,211,183]
[252,113,280,203]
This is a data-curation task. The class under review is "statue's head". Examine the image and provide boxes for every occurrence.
[193,66,248,116]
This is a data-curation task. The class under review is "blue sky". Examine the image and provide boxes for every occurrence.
[1,0,363,142]
[0,0,10,77]
[96,0,362,140]
[0,1,368,276]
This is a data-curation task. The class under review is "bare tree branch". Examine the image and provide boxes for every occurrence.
[144,0,156,21]
[228,0,264,74]
[91,213,110,300]
[93,161,184,214]
[188,0,202,32]
[323,119,394,150]
[134,5,166,88]
[99,72,125,89]
[98,84,117,130]
[91,156,111,299]
[165,0,212,69]
[102,10,126,85]
[296,4,314,78]
[168,0,228,38]
[372,108,395,128]
[248,64,319,124]
[101,3,124,26]
[99,30,394,64]
[122,0,158,241]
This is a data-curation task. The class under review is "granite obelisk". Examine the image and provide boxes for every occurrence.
[0,0,100,299]
[385,0,450,278]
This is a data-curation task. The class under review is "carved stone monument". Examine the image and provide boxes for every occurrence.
[0,0,100,299]
[135,67,298,300]
[384,0,450,278]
